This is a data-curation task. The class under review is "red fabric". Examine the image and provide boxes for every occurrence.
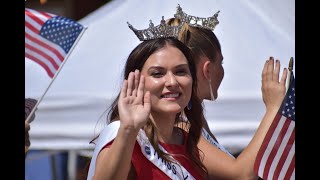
[254,74,295,180]
[104,131,204,179]
[132,130,203,180]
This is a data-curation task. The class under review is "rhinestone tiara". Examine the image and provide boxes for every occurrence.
[127,16,182,41]
[174,4,220,31]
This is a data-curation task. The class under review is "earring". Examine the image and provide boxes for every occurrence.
[187,101,192,110]
[209,79,216,101]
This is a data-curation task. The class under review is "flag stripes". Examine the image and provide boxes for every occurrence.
[254,71,295,180]
[254,103,295,180]
[25,8,83,78]
[25,8,66,78]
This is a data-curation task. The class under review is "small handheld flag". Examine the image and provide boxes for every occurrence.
[254,57,295,180]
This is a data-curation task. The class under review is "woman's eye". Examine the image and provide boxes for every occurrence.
[176,70,187,75]
[176,68,190,76]
[151,72,163,78]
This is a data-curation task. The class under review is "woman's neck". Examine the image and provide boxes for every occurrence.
[150,112,183,145]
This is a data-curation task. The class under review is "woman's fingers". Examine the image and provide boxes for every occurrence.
[124,70,141,97]
[126,72,134,96]
[143,91,151,112]
[263,57,285,84]
[280,68,288,86]
[137,75,145,102]
[262,59,269,83]
[273,59,280,82]
[121,70,148,107]
[266,57,274,81]
[132,70,140,97]
[120,80,128,99]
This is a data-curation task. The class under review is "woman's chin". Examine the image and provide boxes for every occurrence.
[156,106,183,114]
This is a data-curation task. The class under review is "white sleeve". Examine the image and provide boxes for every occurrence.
[87,121,120,180]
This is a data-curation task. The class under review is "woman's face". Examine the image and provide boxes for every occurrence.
[210,51,224,100]
[141,44,193,114]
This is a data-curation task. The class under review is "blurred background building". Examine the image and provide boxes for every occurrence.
[25,0,110,20]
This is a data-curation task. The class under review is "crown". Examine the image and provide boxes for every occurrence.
[127,16,182,41]
[174,4,220,31]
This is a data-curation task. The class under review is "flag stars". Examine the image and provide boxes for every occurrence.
[26,8,84,78]
[40,16,83,53]
[277,75,296,120]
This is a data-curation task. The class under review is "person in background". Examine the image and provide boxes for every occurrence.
[25,121,31,155]
[25,98,37,157]
[166,5,288,179]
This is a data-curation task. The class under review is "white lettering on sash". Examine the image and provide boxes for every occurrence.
[201,128,235,158]
[87,121,197,180]
[137,130,195,180]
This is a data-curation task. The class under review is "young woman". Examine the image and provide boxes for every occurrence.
[25,98,37,156]
[166,5,288,179]
[87,19,209,179]
[87,13,287,180]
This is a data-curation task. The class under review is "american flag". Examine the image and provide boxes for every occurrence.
[254,73,295,180]
[25,8,84,78]
[25,98,38,122]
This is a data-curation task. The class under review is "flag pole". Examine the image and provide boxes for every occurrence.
[286,57,294,93]
[25,26,88,123]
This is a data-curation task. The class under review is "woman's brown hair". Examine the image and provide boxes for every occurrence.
[107,37,208,176]
[166,18,222,66]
